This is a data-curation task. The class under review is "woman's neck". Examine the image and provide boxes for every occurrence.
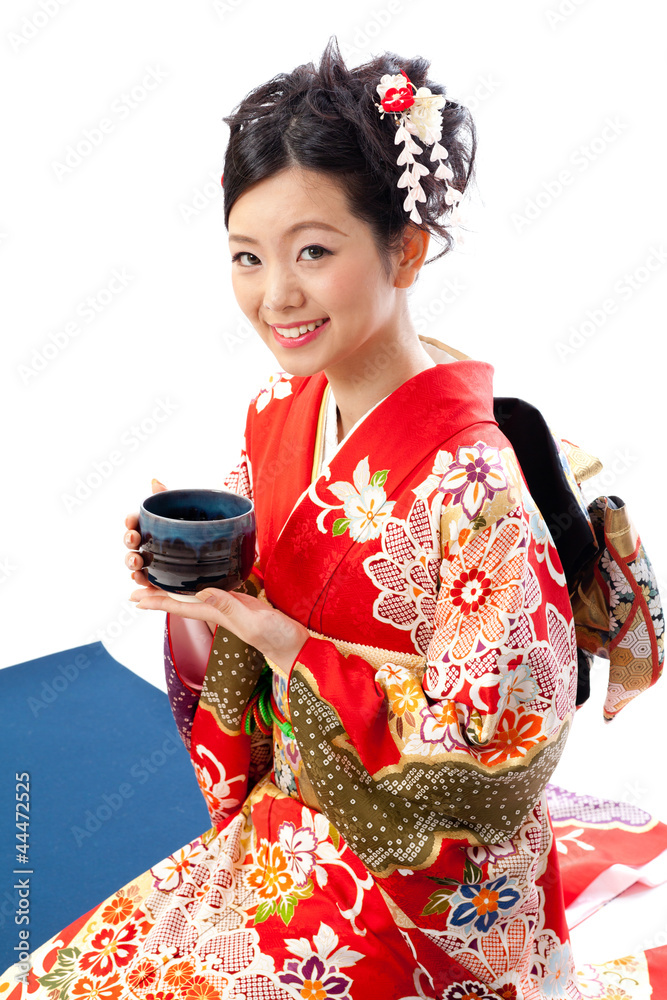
[327,336,437,441]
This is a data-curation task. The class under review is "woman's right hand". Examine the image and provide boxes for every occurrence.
[124,478,167,589]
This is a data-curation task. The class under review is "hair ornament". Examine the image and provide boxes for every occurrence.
[375,69,465,241]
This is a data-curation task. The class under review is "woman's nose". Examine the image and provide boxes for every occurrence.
[262,264,304,312]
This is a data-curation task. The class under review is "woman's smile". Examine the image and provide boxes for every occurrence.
[271,317,330,348]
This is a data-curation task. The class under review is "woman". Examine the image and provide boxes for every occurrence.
[4,36,666,1000]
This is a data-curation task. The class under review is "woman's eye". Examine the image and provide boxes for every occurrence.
[231,251,260,266]
[300,245,330,261]
[230,246,331,266]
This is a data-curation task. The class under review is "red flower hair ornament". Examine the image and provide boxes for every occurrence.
[376,69,465,238]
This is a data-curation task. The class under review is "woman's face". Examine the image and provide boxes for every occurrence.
[227,166,414,379]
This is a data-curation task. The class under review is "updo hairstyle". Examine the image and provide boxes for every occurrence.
[221,35,477,276]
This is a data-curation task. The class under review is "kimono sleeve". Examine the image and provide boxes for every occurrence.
[163,430,272,827]
[287,500,579,877]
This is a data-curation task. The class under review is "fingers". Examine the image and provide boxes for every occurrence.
[152,478,167,493]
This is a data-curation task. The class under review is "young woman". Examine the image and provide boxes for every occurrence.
[4,35,665,1000]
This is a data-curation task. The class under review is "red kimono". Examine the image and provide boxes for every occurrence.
[4,347,667,1000]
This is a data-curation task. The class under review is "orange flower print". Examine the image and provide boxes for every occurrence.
[246,841,295,900]
[126,959,159,991]
[145,993,176,1000]
[71,974,123,1000]
[479,709,544,765]
[163,962,196,989]
[479,709,546,764]
[387,677,422,716]
[184,975,224,1000]
[101,894,135,925]
[432,517,525,662]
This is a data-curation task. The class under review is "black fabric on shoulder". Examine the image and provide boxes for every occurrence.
[493,397,600,708]
[492,397,598,594]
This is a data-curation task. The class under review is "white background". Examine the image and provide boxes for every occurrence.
[2,0,666,964]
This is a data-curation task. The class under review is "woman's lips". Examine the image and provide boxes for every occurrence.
[271,318,330,348]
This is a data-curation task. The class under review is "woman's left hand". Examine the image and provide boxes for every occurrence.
[129,583,309,677]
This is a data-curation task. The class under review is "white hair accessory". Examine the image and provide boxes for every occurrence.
[375,69,465,242]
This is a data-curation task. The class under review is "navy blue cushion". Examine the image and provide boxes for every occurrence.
[0,641,210,973]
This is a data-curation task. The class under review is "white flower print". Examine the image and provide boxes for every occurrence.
[150,840,209,891]
[254,371,293,413]
[277,821,318,887]
[498,655,539,709]
[542,941,573,997]
[437,442,507,519]
[311,456,396,542]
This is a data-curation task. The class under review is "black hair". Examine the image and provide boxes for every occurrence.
[221,35,477,276]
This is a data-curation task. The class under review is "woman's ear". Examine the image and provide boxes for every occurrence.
[394,223,430,288]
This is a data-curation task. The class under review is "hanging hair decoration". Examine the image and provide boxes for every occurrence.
[375,69,465,241]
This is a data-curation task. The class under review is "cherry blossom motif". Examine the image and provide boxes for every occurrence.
[436,443,507,520]
[79,923,138,977]
[246,841,295,901]
[279,922,363,999]
[363,496,440,653]
[573,964,605,998]
[253,371,293,413]
[447,875,521,934]
[150,840,209,892]
[542,942,574,998]
[477,708,545,766]
[191,745,245,826]
[277,821,319,887]
[429,514,527,664]
[71,974,123,1000]
[328,457,395,542]
[309,456,396,542]
[497,655,538,710]
[418,700,469,752]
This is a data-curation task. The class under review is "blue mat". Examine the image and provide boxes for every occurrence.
[0,641,211,973]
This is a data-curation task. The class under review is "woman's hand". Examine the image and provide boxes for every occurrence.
[129,585,309,678]
[124,478,309,674]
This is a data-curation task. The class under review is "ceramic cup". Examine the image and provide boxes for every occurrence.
[138,488,255,602]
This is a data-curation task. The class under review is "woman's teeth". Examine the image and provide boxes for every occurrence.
[276,319,327,338]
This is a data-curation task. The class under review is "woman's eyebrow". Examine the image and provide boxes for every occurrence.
[229,221,348,245]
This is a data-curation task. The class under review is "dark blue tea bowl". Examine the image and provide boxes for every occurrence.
[138,489,255,602]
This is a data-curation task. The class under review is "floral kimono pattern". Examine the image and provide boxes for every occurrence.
[3,353,666,1000]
